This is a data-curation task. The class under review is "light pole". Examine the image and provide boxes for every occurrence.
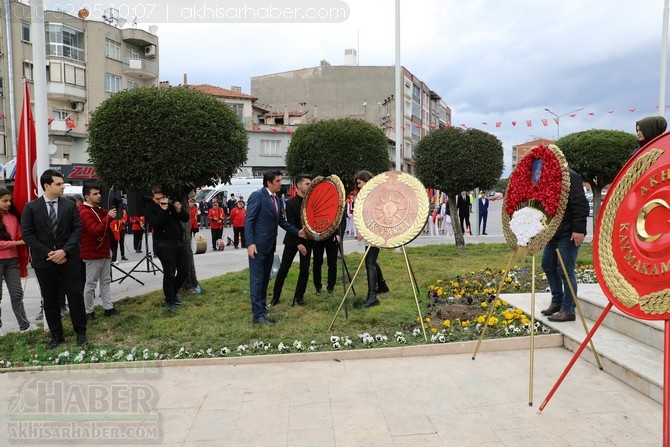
[544,107,584,139]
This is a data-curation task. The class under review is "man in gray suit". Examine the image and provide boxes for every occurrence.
[22,169,87,348]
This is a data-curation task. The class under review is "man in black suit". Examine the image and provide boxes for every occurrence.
[271,174,311,307]
[22,169,87,348]
[245,170,304,325]
[457,191,471,235]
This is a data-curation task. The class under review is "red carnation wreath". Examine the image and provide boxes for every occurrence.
[502,144,570,255]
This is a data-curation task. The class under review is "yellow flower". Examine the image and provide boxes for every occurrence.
[477,315,486,324]
[461,320,470,327]
[431,327,438,333]
[481,302,488,308]
[487,317,499,326]
[443,320,451,328]
[424,317,431,323]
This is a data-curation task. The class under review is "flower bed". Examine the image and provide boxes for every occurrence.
[420,264,597,341]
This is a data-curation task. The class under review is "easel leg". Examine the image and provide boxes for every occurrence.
[328,245,370,332]
[555,248,603,369]
[529,255,536,406]
[472,250,517,359]
[539,302,613,411]
[401,245,427,341]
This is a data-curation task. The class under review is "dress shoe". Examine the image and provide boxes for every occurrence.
[541,303,561,316]
[86,312,96,321]
[174,296,183,306]
[121,256,128,260]
[327,288,334,294]
[104,308,119,317]
[482,232,488,235]
[376,281,390,294]
[547,310,576,322]
[76,332,88,346]
[60,306,69,316]
[315,289,322,295]
[165,301,177,310]
[46,336,65,349]
[269,298,280,307]
[253,316,275,325]
[362,297,380,308]
[295,297,306,306]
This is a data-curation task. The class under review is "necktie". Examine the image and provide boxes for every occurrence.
[48,201,57,236]
[271,194,278,216]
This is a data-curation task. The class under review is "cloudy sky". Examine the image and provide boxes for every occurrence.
[47,0,668,174]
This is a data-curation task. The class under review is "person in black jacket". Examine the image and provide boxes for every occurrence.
[270,174,311,307]
[541,169,589,322]
[146,186,190,309]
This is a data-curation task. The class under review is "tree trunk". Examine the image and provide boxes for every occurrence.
[448,196,466,248]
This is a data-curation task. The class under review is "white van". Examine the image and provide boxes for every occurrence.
[192,177,265,206]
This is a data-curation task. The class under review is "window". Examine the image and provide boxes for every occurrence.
[106,39,121,60]
[23,61,33,81]
[52,108,71,120]
[105,74,121,93]
[21,23,30,42]
[46,24,85,62]
[126,47,140,60]
[412,84,420,102]
[229,103,244,120]
[127,80,140,90]
[260,139,282,156]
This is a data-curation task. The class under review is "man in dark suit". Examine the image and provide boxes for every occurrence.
[245,170,304,325]
[478,191,490,235]
[271,174,311,307]
[21,169,87,348]
[457,191,471,235]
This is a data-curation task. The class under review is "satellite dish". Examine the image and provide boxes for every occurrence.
[48,144,57,155]
[116,17,127,27]
[148,25,158,34]
[78,8,90,19]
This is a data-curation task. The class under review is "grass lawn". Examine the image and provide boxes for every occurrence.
[0,243,594,368]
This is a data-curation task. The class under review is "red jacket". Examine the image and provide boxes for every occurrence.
[208,206,225,230]
[79,203,112,259]
[229,206,246,227]
[189,206,199,229]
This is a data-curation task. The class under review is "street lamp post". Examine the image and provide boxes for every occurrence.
[544,107,584,139]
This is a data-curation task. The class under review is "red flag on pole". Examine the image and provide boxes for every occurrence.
[14,80,38,216]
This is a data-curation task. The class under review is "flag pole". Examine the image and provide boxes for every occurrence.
[31,0,49,189]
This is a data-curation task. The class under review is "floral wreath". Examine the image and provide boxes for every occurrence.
[502,144,571,255]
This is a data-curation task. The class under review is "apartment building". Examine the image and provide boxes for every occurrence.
[0,2,159,181]
[250,54,451,173]
[511,138,555,171]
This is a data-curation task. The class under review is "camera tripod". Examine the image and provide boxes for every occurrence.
[118,226,162,283]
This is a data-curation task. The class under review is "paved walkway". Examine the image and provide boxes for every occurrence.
[1,202,661,446]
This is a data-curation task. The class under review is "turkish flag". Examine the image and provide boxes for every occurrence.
[14,80,38,216]
[65,118,76,129]
[541,119,548,126]
[495,122,502,128]
[526,120,532,127]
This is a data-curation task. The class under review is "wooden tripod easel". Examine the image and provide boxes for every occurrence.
[328,245,428,341]
[471,248,602,405]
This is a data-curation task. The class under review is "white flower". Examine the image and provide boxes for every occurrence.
[253,341,265,350]
[330,335,340,343]
[278,342,287,352]
[221,347,230,356]
[412,328,421,336]
[236,345,247,353]
[311,340,317,345]
[396,335,406,344]
[394,331,404,337]
[143,349,150,360]
[437,334,446,343]
[99,350,107,357]
[126,354,134,361]
[308,345,317,351]
[509,207,547,246]
[343,337,353,347]
[332,341,340,349]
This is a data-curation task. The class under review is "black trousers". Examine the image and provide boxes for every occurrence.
[35,261,87,338]
[211,228,223,249]
[133,229,144,251]
[153,240,190,302]
[313,239,338,291]
[233,226,246,248]
[272,244,311,302]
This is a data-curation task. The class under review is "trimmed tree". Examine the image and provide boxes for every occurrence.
[88,86,248,290]
[414,127,504,248]
[556,129,636,229]
[285,118,391,189]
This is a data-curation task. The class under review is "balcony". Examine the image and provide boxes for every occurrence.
[123,58,158,80]
[46,82,86,102]
[121,28,157,47]
[49,119,85,137]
